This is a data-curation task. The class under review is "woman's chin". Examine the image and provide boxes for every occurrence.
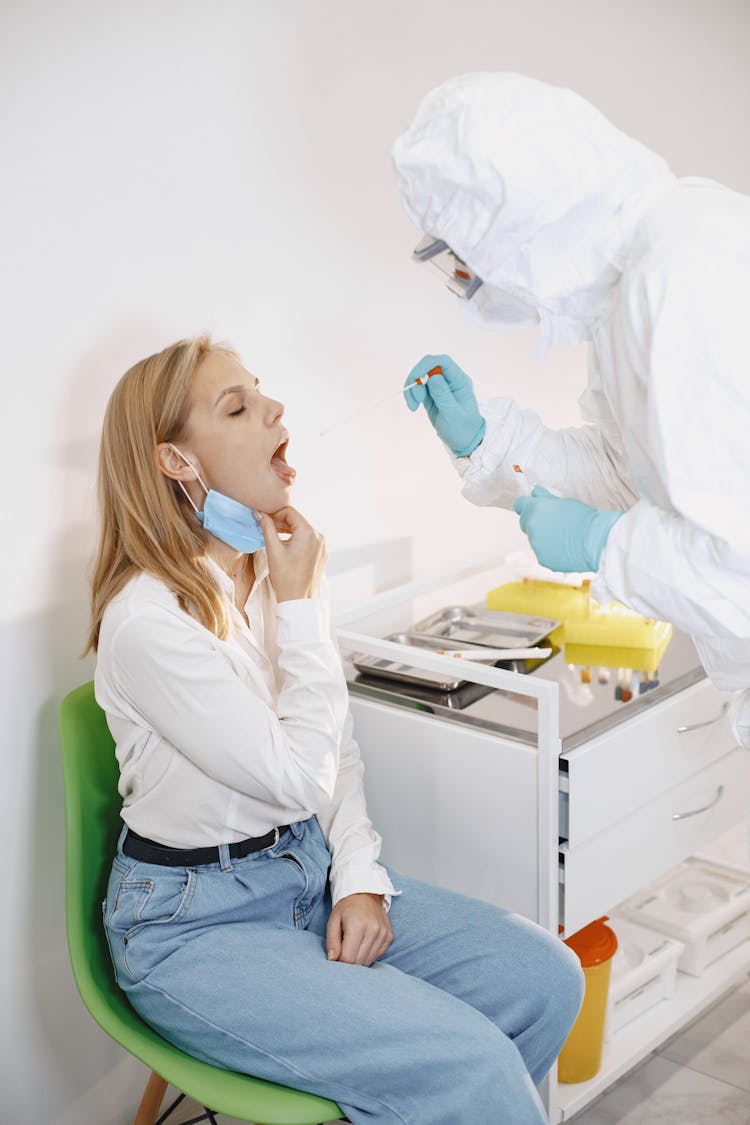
[260,480,293,510]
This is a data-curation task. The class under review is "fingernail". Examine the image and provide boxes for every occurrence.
[328,950,335,959]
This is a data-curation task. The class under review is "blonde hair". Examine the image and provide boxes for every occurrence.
[85,335,238,652]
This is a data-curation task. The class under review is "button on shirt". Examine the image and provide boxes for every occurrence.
[94,552,397,906]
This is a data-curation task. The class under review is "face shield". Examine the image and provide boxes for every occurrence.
[412,235,484,300]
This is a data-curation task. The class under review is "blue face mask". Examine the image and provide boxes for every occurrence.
[168,444,265,554]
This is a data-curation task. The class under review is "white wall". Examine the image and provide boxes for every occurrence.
[2,1,749,1121]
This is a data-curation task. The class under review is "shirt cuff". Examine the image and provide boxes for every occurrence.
[276,597,329,644]
[329,862,401,911]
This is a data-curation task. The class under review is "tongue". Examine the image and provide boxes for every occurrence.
[271,455,296,482]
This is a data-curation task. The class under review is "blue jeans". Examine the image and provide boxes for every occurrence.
[103,817,583,1124]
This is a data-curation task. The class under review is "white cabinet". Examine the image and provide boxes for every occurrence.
[561,740,750,935]
[337,555,750,1123]
[349,696,541,923]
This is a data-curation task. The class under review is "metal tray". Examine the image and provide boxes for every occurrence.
[413,604,558,649]
[351,632,504,691]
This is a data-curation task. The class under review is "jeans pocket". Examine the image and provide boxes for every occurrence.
[304,818,333,885]
[111,868,196,942]
[280,826,331,926]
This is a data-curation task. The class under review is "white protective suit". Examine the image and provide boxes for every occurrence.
[393,73,750,746]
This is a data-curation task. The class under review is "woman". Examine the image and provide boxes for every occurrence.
[88,335,583,1125]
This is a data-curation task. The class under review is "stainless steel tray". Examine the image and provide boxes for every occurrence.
[413,605,558,649]
[351,632,503,691]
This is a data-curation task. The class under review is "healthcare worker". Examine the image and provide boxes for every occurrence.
[393,72,750,750]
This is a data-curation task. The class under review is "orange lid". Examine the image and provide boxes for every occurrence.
[562,916,618,967]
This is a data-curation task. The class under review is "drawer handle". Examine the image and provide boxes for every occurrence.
[672,784,725,821]
[676,701,729,734]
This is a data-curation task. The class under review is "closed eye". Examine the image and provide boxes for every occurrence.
[228,406,246,417]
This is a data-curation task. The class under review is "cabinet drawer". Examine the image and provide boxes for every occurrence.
[562,678,733,847]
[560,746,750,935]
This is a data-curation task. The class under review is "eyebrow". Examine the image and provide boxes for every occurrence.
[214,378,260,406]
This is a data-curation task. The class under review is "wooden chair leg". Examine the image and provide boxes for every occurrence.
[133,1070,168,1125]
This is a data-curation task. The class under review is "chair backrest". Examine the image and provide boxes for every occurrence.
[59,682,345,1123]
[59,681,150,1043]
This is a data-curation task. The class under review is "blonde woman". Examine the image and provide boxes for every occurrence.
[89,336,583,1125]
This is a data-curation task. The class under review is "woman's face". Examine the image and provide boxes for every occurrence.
[168,350,295,514]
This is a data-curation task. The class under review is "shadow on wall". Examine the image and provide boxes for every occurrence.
[48,320,178,477]
[8,529,134,1125]
[327,536,413,612]
[18,324,173,1123]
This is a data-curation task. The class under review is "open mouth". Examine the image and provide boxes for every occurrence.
[270,438,296,484]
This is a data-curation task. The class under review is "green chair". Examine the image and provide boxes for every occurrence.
[60,681,345,1125]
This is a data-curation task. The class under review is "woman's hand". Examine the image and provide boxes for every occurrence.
[326,893,393,967]
[256,506,328,602]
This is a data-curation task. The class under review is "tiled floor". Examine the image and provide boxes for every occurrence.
[164,976,750,1125]
[570,975,750,1124]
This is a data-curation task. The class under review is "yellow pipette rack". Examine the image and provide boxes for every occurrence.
[486,578,672,671]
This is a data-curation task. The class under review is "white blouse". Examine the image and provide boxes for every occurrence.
[94,551,397,906]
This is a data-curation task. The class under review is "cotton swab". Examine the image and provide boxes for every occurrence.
[318,365,443,438]
[434,646,552,661]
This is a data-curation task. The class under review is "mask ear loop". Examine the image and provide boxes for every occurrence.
[167,443,208,515]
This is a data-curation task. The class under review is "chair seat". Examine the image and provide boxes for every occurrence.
[83,980,342,1124]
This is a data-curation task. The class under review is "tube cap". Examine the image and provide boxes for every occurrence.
[563,916,618,967]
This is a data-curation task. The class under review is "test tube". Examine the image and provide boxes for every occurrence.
[621,668,633,703]
[512,464,534,496]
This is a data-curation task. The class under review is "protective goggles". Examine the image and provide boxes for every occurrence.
[412,235,483,300]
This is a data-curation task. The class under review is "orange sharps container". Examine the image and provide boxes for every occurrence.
[557,917,618,1083]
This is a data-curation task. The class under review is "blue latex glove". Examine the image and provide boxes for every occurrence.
[403,354,486,457]
[514,486,624,573]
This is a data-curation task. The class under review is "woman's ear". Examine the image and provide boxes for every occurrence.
[156,442,199,482]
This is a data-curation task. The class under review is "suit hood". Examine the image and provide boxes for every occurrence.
[392,72,676,349]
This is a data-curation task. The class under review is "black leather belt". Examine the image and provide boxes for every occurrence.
[122,825,291,867]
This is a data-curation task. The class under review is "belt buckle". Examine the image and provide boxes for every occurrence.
[269,826,280,849]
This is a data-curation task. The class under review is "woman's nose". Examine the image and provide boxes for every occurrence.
[265,397,284,423]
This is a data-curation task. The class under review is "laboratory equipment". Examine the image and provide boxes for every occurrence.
[351,610,554,691]
[351,632,503,691]
[557,917,618,1083]
[338,552,750,1123]
[603,915,684,1040]
[487,578,672,701]
[434,645,551,661]
[414,604,557,649]
[319,366,443,437]
[618,860,750,976]
[512,463,533,496]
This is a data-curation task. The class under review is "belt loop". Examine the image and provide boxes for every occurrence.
[117,823,129,853]
[218,843,233,873]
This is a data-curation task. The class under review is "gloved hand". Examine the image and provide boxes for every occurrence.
[514,486,624,573]
[403,354,486,457]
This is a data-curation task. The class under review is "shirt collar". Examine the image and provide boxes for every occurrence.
[205,550,269,607]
